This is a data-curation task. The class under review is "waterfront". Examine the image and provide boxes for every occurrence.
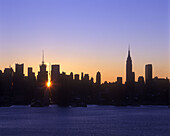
[0,105,169,136]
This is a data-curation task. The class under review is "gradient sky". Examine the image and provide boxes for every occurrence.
[0,0,169,83]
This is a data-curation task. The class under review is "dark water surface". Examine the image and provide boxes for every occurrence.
[0,105,169,136]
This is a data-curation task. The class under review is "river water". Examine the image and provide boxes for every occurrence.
[0,105,169,136]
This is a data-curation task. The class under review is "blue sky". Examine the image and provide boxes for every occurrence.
[0,0,169,82]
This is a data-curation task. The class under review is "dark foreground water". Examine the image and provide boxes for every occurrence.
[0,105,169,136]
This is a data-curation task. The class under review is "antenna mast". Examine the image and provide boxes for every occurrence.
[49,62,51,81]
[128,44,130,56]
[42,50,44,64]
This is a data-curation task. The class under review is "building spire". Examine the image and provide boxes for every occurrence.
[128,44,130,57]
[42,50,44,64]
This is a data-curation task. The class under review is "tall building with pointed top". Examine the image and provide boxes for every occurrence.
[126,47,133,83]
[37,51,48,85]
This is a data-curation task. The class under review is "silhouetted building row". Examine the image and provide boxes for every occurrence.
[0,49,169,107]
[126,48,154,85]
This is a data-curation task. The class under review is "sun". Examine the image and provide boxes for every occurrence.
[47,81,51,88]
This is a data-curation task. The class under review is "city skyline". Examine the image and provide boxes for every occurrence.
[0,0,169,83]
[0,1,169,135]
[0,48,168,84]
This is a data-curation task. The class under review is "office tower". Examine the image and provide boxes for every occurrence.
[117,77,122,84]
[15,64,24,76]
[28,67,35,80]
[145,64,152,83]
[126,47,133,83]
[132,72,135,82]
[4,68,13,78]
[28,67,33,77]
[75,74,79,80]
[3,68,14,96]
[91,77,94,83]
[96,71,101,85]
[81,72,84,80]
[70,72,73,80]
[37,51,48,84]
[51,64,60,81]
[138,76,144,84]
[60,72,66,80]
[84,74,89,81]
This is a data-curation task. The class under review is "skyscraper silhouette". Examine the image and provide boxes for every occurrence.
[91,77,94,83]
[126,47,133,83]
[28,67,35,79]
[138,76,144,85]
[117,77,122,84]
[84,74,89,81]
[70,72,73,80]
[96,72,101,85]
[132,72,135,82]
[75,74,79,80]
[37,51,48,84]
[28,67,33,77]
[145,64,152,83]
[15,64,24,77]
[51,65,60,82]
[81,72,84,81]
